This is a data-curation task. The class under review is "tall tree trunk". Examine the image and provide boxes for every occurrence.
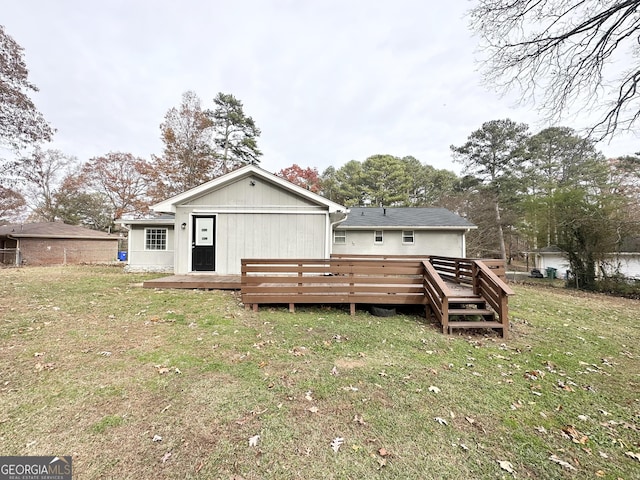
[495,199,507,262]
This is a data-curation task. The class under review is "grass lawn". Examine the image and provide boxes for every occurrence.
[1,266,639,479]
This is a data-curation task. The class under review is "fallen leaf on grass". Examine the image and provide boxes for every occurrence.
[34,362,55,372]
[625,451,640,462]
[498,460,515,474]
[534,426,547,434]
[34,352,44,357]
[308,406,319,414]
[434,417,448,426]
[562,425,589,444]
[428,386,441,394]
[330,437,344,452]
[378,447,390,457]
[330,366,339,376]
[152,435,162,442]
[548,454,577,471]
[160,451,171,463]
[291,346,307,356]
[248,435,260,447]
[353,414,366,425]
[595,470,605,477]
[304,391,313,401]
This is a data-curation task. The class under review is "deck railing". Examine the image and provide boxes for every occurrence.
[241,258,426,314]
[241,256,514,336]
[471,260,515,329]
[422,260,454,331]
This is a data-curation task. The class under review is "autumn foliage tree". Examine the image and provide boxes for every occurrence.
[19,147,73,222]
[150,91,216,201]
[0,25,53,159]
[80,152,153,221]
[277,164,321,192]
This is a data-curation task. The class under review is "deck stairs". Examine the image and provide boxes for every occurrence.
[446,292,505,335]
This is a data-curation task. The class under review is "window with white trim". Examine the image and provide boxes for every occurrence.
[333,230,346,244]
[374,230,383,244]
[145,228,167,250]
[402,230,414,245]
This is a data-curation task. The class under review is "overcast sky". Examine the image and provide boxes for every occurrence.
[3,1,638,175]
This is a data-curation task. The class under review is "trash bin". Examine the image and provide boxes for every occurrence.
[117,251,128,261]
[545,267,557,279]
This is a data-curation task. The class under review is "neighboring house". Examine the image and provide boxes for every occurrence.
[533,240,640,279]
[0,222,119,266]
[332,207,476,258]
[118,165,348,274]
[531,245,570,278]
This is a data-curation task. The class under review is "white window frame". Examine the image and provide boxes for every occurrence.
[145,227,168,251]
[374,230,383,244]
[402,230,415,245]
[333,230,346,244]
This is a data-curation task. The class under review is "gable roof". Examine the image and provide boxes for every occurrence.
[339,207,476,230]
[151,164,347,214]
[0,222,117,239]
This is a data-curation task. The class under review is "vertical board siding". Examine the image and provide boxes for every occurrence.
[218,213,326,274]
[190,175,319,208]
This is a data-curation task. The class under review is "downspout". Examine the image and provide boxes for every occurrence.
[326,211,349,258]
[462,229,468,258]
[120,224,132,266]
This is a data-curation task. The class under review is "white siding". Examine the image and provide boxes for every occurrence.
[217,213,326,274]
[332,229,465,257]
[189,175,320,208]
[126,225,174,272]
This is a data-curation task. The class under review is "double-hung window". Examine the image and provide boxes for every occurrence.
[145,228,167,250]
[334,230,346,244]
[374,230,383,244]
[402,230,414,245]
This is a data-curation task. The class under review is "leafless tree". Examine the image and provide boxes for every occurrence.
[469,0,640,139]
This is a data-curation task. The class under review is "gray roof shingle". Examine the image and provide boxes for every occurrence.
[339,207,475,229]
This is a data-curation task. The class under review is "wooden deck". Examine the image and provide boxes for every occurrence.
[143,274,240,290]
[140,256,514,338]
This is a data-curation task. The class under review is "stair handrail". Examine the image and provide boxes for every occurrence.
[422,261,455,332]
[472,260,515,330]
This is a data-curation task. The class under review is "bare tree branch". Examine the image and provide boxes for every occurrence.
[470,0,640,139]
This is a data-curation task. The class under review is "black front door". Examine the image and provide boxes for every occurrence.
[191,216,215,271]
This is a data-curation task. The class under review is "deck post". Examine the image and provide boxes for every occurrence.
[289,303,295,313]
[252,304,259,312]
[350,303,356,316]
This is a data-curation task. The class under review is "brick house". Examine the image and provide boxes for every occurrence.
[0,222,119,266]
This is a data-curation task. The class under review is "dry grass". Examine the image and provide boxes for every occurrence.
[1,266,639,479]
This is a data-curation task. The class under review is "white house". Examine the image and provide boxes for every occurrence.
[118,166,477,274]
[533,241,640,280]
[332,207,475,258]
[118,165,347,274]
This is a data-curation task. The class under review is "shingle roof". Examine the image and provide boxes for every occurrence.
[0,222,117,239]
[339,207,476,229]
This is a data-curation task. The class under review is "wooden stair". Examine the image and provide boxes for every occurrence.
[446,294,506,336]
